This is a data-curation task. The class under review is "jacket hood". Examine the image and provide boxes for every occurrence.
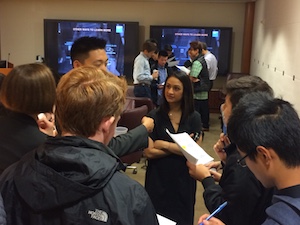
[13,136,123,213]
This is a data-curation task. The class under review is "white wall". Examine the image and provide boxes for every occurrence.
[4,1,299,110]
[251,0,300,112]
[0,0,245,73]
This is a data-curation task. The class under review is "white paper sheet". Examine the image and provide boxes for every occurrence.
[166,129,214,165]
[176,65,190,75]
[157,214,177,225]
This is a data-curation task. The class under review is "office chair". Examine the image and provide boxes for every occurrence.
[118,105,148,174]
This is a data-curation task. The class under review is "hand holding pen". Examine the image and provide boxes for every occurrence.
[198,202,227,225]
[198,215,225,225]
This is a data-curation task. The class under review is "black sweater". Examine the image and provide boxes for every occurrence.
[202,143,273,225]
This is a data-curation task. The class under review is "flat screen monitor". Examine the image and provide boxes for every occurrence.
[44,19,139,81]
[150,26,232,75]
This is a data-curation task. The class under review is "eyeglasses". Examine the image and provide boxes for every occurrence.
[237,153,249,167]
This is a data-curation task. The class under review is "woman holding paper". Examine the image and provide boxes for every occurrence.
[144,70,202,225]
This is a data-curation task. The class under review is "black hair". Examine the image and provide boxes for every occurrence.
[158,50,168,58]
[164,44,173,52]
[228,92,300,167]
[70,36,107,64]
[160,70,194,121]
[225,75,274,109]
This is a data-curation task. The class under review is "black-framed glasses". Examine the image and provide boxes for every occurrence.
[237,153,249,167]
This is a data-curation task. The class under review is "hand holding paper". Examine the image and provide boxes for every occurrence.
[166,129,213,165]
[167,60,179,67]
[176,66,190,75]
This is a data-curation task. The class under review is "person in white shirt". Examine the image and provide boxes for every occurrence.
[133,40,158,98]
[201,42,218,90]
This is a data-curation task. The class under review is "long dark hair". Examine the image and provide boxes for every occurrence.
[160,70,194,121]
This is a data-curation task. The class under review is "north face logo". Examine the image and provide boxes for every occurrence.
[88,209,108,222]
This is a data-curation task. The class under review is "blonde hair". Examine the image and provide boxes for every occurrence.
[56,66,127,137]
[0,63,56,114]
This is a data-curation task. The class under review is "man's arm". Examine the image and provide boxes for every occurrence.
[189,60,202,83]
[108,125,148,157]
[186,160,225,211]
[108,116,154,157]
[203,161,267,225]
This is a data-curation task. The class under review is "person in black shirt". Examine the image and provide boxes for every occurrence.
[198,92,300,225]
[187,76,274,225]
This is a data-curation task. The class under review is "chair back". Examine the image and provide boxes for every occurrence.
[126,85,135,97]
[125,97,154,113]
[118,105,148,130]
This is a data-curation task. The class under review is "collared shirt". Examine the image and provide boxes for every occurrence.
[275,184,300,198]
[204,51,218,80]
[133,52,153,85]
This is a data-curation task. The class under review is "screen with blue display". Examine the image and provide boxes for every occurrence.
[150,26,232,75]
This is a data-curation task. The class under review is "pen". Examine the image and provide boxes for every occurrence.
[199,201,228,225]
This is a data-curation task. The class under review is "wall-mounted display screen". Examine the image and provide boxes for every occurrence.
[44,19,139,81]
[150,26,232,75]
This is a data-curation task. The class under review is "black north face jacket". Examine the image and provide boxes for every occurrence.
[0,136,158,225]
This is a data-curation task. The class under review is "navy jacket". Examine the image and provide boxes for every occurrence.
[263,187,300,225]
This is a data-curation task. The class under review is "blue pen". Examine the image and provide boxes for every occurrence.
[199,201,228,225]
